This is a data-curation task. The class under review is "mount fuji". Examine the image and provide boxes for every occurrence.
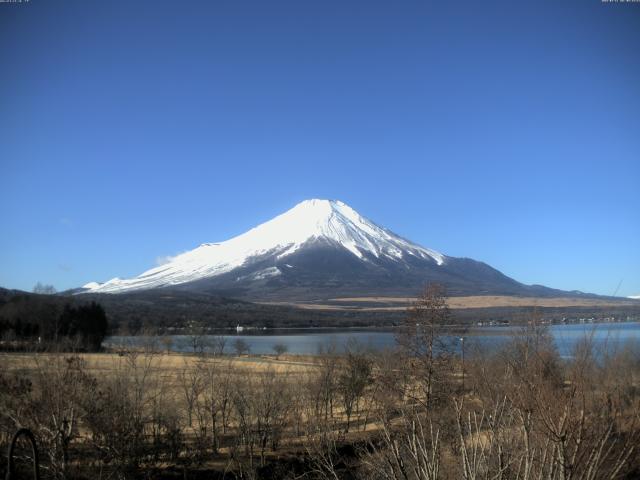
[80,199,571,300]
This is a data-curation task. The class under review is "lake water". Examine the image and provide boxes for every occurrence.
[106,321,640,357]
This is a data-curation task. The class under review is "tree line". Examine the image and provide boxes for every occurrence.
[0,292,108,351]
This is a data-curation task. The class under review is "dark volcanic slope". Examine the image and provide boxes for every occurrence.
[171,240,587,301]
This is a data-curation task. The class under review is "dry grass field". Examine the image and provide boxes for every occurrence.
[0,351,318,376]
[262,295,640,311]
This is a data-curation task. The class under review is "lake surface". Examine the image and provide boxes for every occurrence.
[106,321,640,357]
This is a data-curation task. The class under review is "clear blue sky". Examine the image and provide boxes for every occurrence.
[1,0,639,296]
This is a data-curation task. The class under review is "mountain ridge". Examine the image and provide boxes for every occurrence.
[79,199,598,300]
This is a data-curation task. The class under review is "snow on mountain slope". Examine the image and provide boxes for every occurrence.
[82,199,446,294]
[629,295,640,300]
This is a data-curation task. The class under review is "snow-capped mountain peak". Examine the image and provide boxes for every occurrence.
[82,199,445,294]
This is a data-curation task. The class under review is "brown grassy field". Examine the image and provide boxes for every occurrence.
[0,351,319,378]
[261,295,640,311]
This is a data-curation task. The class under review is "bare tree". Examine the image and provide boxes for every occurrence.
[272,343,288,359]
[337,341,372,433]
[360,407,441,480]
[254,368,292,461]
[396,283,453,408]
[13,354,96,479]
[198,358,235,453]
[81,349,162,474]
[187,321,207,354]
[160,335,174,354]
[211,335,227,356]
[305,426,346,480]
[231,367,293,467]
[233,338,251,356]
[370,348,410,420]
[178,358,204,427]
[309,342,339,427]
